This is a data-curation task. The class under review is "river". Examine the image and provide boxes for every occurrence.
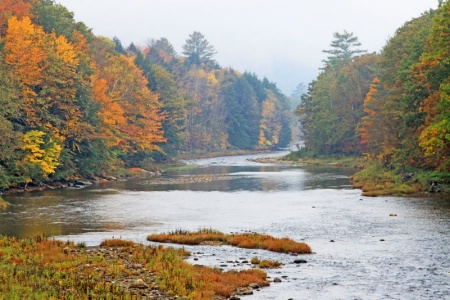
[1,153,449,299]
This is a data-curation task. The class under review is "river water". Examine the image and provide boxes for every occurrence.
[1,153,449,299]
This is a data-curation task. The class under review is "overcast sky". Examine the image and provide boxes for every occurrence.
[57,0,438,95]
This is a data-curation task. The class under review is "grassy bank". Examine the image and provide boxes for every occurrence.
[352,163,449,197]
[147,229,312,254]
[283,151,449,197]
[0,235,269,300]
[282,151,366,168]
[0,197,10,210]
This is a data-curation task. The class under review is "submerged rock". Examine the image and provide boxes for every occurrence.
[293,259,307,264]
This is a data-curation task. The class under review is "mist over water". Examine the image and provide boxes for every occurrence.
[1,153,449,299]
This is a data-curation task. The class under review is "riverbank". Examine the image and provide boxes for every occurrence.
[273,152,449,197]
[0,235,271,300]
[175,149,277,160]
[0,150,278,195]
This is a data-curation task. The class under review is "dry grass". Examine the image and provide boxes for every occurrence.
[147,228,228,246]
[228,233,312,254]
[0,197,10,210]
[0,235,270,300]
[150,249,268,299]
[147,229,312,254]
[250,257,282,269]
[99,239,135,247]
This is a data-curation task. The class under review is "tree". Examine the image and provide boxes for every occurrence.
[0,0,33,36]
[322,30,367,66]
[89,37,165,153]
[147,64,188,157]
[182,31,217,67]
[220,71,259,149]
[415,3,450,170]
[297,52,377,156]
[358,11,434,169]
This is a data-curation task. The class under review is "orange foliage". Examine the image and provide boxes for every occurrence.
[419,91,440,127]
[5,16,46,102]
[93,54,165,152]
[4,16,92,143]
[360,77,380,146]
[0,0,33,36]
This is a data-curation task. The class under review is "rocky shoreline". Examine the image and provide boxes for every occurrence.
[64,244,271,300]
[145,174,234,186]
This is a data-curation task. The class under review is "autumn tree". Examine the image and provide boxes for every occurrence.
[415,4,450,171]
[90,37,165,157]
[358,11,434,169]
[297,48,377,155]
[0,0,33,36]
[146,37,178,67]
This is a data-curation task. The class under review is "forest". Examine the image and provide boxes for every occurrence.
[0,0,293,189]
[295,2,450,180]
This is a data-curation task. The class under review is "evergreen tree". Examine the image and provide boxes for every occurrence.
[322,30,367,66]
[182,31,217,67]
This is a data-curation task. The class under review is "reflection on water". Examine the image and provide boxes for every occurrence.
[1,153,449,299]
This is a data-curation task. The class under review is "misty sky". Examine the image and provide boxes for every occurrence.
[56,0,438,95]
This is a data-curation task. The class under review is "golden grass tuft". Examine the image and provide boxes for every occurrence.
[0,197,10,210]
[228,234,312,254]
[147,228,228,246]
[99,239,135,247]
[148,229,312,254]
[250,257,282,269]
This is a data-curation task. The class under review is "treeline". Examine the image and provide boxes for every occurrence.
[0,0,292,189]
[296,3,450,173]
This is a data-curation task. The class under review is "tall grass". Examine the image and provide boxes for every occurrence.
[0,235,269,299]
[147,229,312,254]
[352,163,426,196]
[0,197,10,210]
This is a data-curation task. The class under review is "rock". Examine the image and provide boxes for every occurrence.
[130,279,148,289]
[293,259,307,264]
[236,288,253,295]
[402,173,414,182]
[249,283,260,289]
[380,239,385,242]
[389,214,397,217]
[75,180,93,186]
[274,277,282,283]
[230,296,241,300]
[330,240,335,242]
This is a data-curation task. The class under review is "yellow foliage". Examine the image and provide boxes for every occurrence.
[207,71,219,86]
[22,131,62,176]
